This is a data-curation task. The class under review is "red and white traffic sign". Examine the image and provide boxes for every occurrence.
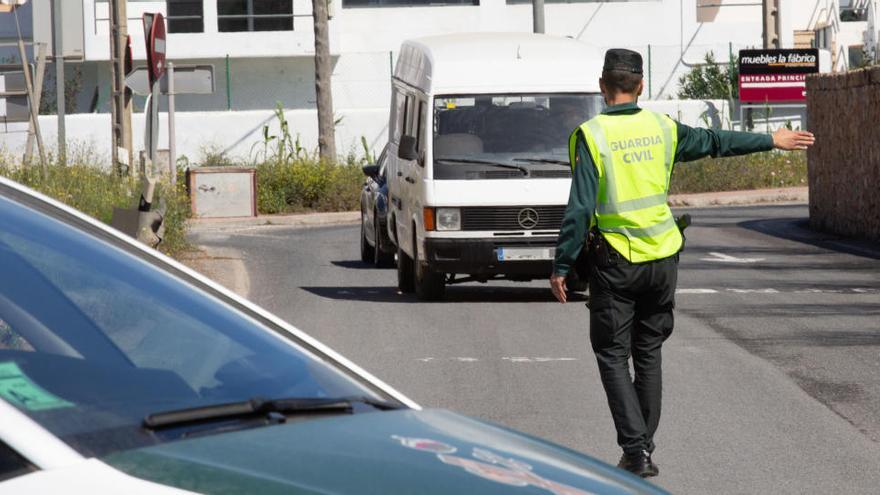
[142,13,166,86]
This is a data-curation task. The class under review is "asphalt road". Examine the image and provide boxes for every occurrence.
[191,204,880,494]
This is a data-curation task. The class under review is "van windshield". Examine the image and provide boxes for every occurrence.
[432,93,604,179]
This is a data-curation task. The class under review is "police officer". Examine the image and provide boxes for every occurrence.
[549,48,814,478]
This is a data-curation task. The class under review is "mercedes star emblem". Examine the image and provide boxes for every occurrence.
[517,208,539,229]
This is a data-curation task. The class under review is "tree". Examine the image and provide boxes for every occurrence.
[312,0,336,163]
[677,51,739,100]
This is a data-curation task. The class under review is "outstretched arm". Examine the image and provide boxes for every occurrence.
[675,122,815,163]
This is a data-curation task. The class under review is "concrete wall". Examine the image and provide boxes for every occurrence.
[806,66,880,241]
[1,99,791,168]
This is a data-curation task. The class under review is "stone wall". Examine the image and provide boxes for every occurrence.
[806,67,880,241]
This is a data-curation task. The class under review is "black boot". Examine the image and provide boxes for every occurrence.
[617,450,659,478]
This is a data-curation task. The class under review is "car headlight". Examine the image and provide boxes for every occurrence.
[436,208,461,231]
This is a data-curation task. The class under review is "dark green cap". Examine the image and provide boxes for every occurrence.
[603,49,643,74]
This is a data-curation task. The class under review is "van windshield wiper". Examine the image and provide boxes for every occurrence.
[143,396,403,430]
[434,157,529,175]
[513,158,570,167]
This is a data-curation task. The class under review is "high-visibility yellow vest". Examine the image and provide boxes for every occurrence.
[568,109,682,263]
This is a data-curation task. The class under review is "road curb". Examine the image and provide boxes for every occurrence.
[668,187,808,208]
[189,211,359,233]
[188,187,808,232]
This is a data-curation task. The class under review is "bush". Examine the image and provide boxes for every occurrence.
[255,155,365,214]
[677,51,739,100]
[0,149,192,258]
[670,150,807,194]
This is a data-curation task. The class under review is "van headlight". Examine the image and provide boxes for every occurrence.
[436,208,461,231]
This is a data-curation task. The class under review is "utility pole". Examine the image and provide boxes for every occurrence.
[109,0,133,174]
[312,0,336,163]
[52,0,65,162]
[762,0,781,49]
[532,0,545,34]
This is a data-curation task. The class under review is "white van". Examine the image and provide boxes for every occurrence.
[385,33,605,300]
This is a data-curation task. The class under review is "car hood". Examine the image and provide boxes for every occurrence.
[103,409,664,495]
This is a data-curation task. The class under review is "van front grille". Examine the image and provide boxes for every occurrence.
[461,206,566,231]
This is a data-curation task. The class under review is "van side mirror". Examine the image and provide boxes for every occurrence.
[398,135,418,161]
[362,164,379,178]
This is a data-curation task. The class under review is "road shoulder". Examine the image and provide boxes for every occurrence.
[187,187,809,234]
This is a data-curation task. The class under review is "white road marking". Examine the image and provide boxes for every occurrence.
[726,288,780,294]
[415,357,578,363]
[675,287,878,295]
[502,357,577,363]
[677,288,719,294]
[700,251,765,263]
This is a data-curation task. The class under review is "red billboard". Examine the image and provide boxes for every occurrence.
[738,49,819,103]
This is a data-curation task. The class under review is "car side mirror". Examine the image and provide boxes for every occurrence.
[362,164,379,178]
[398,135,418,161]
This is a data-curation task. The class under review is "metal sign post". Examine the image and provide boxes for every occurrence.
[167,63,176,186]
[52,0,65,162]
[141,13,166,171]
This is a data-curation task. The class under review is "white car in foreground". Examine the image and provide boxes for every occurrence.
[0,177,664,495]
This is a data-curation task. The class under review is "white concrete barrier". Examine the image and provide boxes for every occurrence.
[0,100,802,167]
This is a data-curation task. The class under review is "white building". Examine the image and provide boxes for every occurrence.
[0,0,875,162]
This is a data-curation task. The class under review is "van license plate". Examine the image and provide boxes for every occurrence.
[496,247,555,261]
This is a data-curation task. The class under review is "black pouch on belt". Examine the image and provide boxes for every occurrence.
[574,233,593,281]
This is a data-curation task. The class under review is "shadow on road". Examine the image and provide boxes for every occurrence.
[740,217,880,260]
[300,285,587,304]
[330,260,394,270]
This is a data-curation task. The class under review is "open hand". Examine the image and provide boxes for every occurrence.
[772,128,815,151]
[550,274,567,304]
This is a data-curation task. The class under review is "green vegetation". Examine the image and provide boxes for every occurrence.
[677,51,739,100]
[255,157,365,214]
[670,150,807,194]
[0,148,192,258]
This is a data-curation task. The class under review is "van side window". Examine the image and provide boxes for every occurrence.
[0,441,36,482]
[391,88,406,143]
[404,94,416,138]
[417,100,427,156]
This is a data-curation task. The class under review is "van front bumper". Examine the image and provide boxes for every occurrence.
[423,237,557,278]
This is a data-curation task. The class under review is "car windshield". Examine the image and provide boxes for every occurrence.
[432,93,604,179]
[0,187,388,458]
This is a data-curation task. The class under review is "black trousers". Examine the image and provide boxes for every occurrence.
[588,251,678,455]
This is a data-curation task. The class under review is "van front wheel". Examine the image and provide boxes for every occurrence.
[413,237,445,301]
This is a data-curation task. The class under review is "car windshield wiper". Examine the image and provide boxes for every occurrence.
[143,396,403,430]
[434,158,529,175]
[512,158,570,167]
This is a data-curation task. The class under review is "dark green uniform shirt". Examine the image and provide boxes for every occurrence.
[552,102,774,277]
